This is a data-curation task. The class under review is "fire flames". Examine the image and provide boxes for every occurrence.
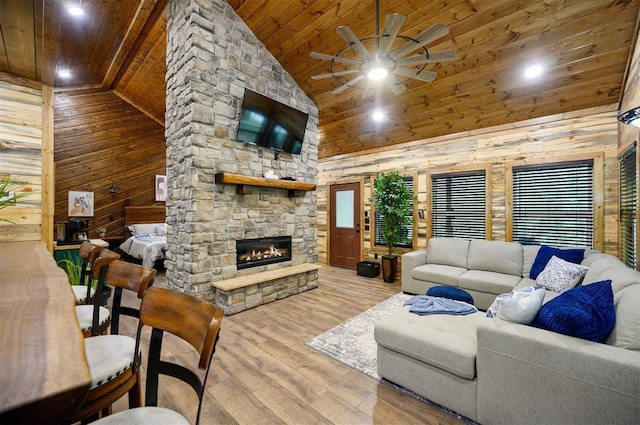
[239,245,284,262]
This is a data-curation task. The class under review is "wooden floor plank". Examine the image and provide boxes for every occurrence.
[110,265,465,425]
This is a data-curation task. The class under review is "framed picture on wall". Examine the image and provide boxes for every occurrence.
[68,191,94,217]
[155,175,167,202]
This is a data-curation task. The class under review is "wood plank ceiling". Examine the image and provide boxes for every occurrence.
[1,0,638,159]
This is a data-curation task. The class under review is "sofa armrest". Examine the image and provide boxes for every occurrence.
[401,250,427,289]
[476,319,640,425]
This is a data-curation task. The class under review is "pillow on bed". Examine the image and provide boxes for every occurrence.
[129,223,164,235]
[153,223,167,236]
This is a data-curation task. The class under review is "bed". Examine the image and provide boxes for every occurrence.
[119,206,167,268]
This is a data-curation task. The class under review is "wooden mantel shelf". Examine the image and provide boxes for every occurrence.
[215,172,316,197]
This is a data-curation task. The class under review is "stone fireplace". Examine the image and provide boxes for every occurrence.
[164,0,319,314]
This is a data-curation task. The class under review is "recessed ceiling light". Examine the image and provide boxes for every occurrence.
[58,69,72,79]
[524,64,543,79]
[372,109,386,122]
[67,6,84,17]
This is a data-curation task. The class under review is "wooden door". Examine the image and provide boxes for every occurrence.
[329,182,361,268]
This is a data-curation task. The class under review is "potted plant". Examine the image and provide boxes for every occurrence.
[370,170,414,283]
[96,227,107,238]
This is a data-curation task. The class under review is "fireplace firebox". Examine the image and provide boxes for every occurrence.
[236,236,292,270]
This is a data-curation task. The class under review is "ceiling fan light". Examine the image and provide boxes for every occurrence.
[67,6,84,17]
[367,67,388,81]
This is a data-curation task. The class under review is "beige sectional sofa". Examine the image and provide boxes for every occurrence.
[374,238,640,424]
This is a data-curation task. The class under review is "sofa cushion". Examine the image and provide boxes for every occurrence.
[536,255,588,293]
[606,284,640,350]
[427,285,474,305]
[458,270,522,295]
[583,255,640,294]
[522,245,540,278]
[426,238,469,268]
[374,307,484,380]
[532,279,615,343]
[530,245,585,279]
[486,286,546,324]
[467,240,523,276]
[413,264,466,287]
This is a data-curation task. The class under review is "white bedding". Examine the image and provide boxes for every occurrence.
[119,234,166,268]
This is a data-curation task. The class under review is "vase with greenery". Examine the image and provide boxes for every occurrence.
[96,227,107,238]
[370,170,414,283]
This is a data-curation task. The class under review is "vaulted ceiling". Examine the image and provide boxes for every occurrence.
[1,0,638,159]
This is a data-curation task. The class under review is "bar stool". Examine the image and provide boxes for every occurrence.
[66,261,156,424]
[72,241,104,305]
[91,286,224,425]
[75,249,120,337]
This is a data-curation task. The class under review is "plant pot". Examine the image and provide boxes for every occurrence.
[381,255,398,283]
[97,233,106,238]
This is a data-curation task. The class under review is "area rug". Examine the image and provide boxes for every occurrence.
[306,293,477,424]
[306,292,411,380]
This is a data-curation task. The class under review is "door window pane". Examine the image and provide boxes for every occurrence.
[336,190,354,228]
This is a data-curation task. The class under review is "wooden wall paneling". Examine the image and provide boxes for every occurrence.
[41,85,54,250]
[317,105,620,264]
[0,79,43,242]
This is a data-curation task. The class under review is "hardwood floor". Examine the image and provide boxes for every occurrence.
[111,266,465,425]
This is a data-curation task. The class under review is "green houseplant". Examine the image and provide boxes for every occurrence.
[96,227,107,237]
[370,170,414,283]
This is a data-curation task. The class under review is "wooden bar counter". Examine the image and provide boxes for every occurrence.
[0,241,91,423]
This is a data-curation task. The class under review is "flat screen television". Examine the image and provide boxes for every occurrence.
[236,89,309,155]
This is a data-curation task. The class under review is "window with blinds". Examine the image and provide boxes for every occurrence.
[374,177,414,249]
[431,171,486,239]
[512,160,593,247]
[619,143,637,269]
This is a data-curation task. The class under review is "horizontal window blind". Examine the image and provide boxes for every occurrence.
[619,143,637,269]
[431,171,485,239]
[374,177,413,249]
[512,160,593,247]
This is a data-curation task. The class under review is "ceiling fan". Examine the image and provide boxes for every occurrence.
[310,0,455,97]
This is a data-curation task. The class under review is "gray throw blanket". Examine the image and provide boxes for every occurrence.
[404,295,478,316]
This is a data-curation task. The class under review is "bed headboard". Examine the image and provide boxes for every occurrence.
[124,206,166,238]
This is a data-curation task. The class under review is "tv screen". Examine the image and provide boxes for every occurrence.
[236,89,308,155]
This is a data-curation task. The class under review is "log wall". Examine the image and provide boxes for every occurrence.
[317,105,621,265]
[54,90,166,239]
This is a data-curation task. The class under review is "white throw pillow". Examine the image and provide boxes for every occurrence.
[536,255,588,293]
[131,223,164,235]
[486,286,546,324]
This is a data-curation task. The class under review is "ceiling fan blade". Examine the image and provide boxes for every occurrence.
[311,69,362,80]
[361,81,374,99]
[310,51,362,66]
[391,24,450,59]
[377,13,406,57]
[397,49,456,66]
[332,74,365,94]
[395,68,437,82]
[336,25,372,59]
[386,74,406,95]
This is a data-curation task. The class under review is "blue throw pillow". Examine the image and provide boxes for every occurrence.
[530,245,585,279]
[426,285,474,305]
[531,279,615,343]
